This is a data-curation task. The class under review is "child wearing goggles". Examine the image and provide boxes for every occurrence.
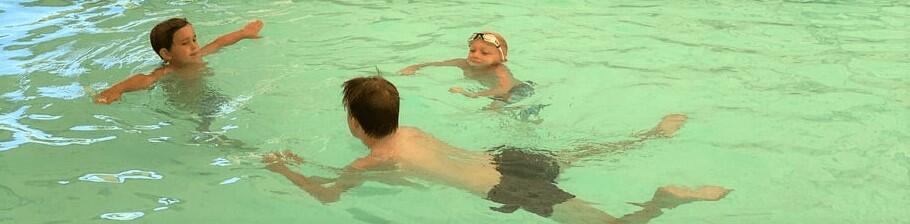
[399,32,534,109]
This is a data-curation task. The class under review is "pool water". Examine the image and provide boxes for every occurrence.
[1,1,908,223]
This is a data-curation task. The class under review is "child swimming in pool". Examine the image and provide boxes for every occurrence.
[93,18,263,104]
[399,32,536,111]
[94,18,263,148]
[263,76,731,224]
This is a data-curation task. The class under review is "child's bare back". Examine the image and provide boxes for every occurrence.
[264,77,730,223]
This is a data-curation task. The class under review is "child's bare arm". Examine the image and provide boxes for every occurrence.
[450,66,512,98]
[94,67,170,104]
[199,20,263,56]
[263,152,370,204]
[399,58,466,75]
[267,165,366,203]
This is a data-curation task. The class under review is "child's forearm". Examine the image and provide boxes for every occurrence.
[201,20,262,56]
[401,59,463,75]
[416,59,462,68]
[94,73,161,104]
[270,166,342,203]
[199,32,245,56]
[210,30,248,49]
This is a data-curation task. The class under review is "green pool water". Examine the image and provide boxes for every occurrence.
[0,1,908,223]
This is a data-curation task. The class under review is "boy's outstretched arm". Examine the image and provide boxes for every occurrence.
[94,67,171,104]
[263,151,367,204]
[399,58,466,75]
[199,20,264,56]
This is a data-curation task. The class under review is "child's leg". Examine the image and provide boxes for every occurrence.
[630,185,730,209]
[549,185,730,224]
[483,100,507,111]
[550,199,619,224]
[557,114,688,168]
[491,103,549,124]
[619,185,731,223]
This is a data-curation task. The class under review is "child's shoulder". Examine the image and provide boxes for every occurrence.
[396,126,426,137]
[153,65,174,74]
[394,127,443,145]
[492,64,513,75]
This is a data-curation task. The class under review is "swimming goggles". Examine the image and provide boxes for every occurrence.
[469,33,507,62]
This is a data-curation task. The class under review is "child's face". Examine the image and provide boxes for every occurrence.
[163,25,202,66]
[466,40,502,67]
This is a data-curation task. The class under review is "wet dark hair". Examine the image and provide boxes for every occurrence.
[342,76,399,138]
[149,18,190,60]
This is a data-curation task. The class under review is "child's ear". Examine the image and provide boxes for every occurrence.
[348,116,360,129]
[347,115,366,137]
[158,48,171,62]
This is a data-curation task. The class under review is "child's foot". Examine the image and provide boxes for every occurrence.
[653,114,688,137]
[630,185,731,209]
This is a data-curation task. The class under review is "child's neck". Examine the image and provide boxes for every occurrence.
[470,62,501,70]
[466,65,500,77]
[361,131,398,154]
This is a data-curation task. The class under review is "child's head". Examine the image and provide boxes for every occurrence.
[467,32,508,67]
[149,18,202,66]
[342,76,400,139]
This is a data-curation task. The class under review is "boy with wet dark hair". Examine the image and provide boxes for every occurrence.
[264,76,731,223]
[93,17,263,148]
[94,17,263,104]
[341,76,400,138]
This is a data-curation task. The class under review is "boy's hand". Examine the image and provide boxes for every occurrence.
[94,90,122,104]
[262,150,304,165]
[241,20,264,39]
[263,150,304,172]
[399,65,419,75]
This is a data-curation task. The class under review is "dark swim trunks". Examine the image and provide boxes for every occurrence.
[486,146,575,217]
[490,81,548,122]
[491,81,535,105]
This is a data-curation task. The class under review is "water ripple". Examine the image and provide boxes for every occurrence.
[67,115,172,134]
[25,114,61,120]
[0,106,116,151]
[36,82,85,100]
[99,212,144,221]
[78,170,163,184]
